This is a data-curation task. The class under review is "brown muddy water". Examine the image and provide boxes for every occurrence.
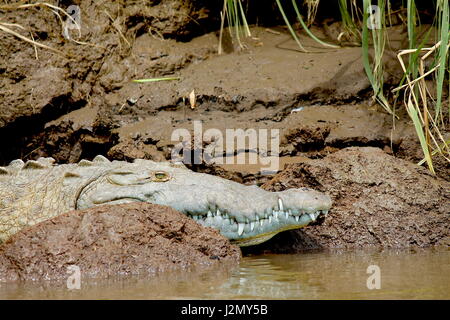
[1,248,448,300]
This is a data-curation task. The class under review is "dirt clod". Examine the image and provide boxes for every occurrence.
[249,147,450,253]
[0,203,241,282]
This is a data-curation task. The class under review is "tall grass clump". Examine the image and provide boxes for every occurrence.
[218,0,251,53]
[434,0,449,122]
[353,0,449,172]
[338,0,362,43]
[274,0,340,51]
[220,0,449,173]
[220,0,339,52]
[393,0,449,172]
[347,0,449,172]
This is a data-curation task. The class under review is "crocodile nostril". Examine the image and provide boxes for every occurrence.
[143,193,156,201]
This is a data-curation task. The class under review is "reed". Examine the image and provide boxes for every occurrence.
[338,0,362,43]
[220,0,449,173]
[218,0,251,53]
[362,0,392,113]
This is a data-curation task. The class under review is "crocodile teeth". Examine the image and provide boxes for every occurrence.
[78,160,93,167]
[278,198,284,211]
[273,211,279,221]
[308,213,316,221]
[24,160,46,169]
[93,155,110,163]
[285,211,289,219]
[295,216,299,222]
[250,222,255,231]
[268,216,272,223]
[37,157,55,166]
[207,211,212,218]
[238,223,245,236]
[8,159,24,169]
[217,209,221,216]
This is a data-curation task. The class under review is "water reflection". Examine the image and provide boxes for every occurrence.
[0,248,448,299]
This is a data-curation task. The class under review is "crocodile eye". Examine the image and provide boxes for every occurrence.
[152,171,170,182]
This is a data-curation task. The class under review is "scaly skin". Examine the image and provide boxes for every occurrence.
[0,156,332,246]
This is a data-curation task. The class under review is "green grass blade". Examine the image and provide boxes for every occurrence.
[417,138,450,166]
[435,0,449,122]
[393,27,433,100]
[407,0,417,50]
[223,0,249,49]
[225,0,234,40]
[233,0,241,43]
[237,0,251,37]
[291,0,340,49]
[338,0,361,42]
[406,97,435,174]
[407,0,419,97]
[362,0,377,91]
[275,0,307,52]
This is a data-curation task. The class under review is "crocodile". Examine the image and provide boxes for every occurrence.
[0,156,332,246]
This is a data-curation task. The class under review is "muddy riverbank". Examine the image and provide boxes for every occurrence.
[0,0,448,258]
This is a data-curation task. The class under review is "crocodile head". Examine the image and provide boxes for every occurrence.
[76,159,332,246]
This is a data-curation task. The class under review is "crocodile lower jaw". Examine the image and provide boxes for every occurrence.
[187,209,328,247]
[84,198,329,247]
